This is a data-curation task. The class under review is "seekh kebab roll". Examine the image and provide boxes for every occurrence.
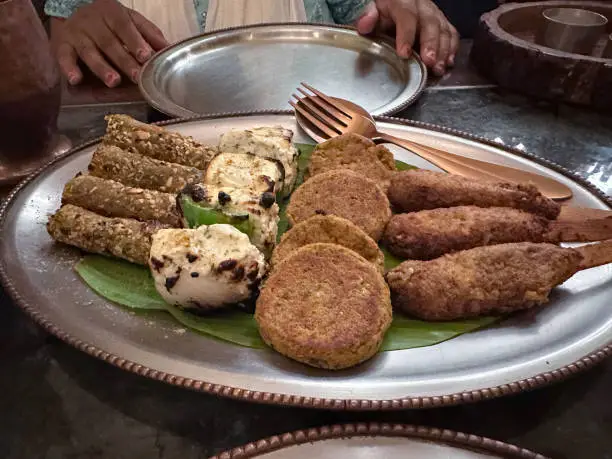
[47,204,168,265]
[62,174,182,227]
[386,242,582,320]
[388,169,561,219]
[89,145,202,193]
[383,206,551,260]
[103,114,217,170]
[384,205,612,260]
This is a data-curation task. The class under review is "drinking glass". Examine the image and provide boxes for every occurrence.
[0,0,71,184]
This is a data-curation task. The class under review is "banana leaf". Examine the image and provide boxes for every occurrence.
[75,255,497,351]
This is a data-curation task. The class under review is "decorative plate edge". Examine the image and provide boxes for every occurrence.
[0,110,610,412]
[208,423,549,459]
[137,22,428,118]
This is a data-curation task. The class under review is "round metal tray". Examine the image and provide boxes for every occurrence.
[1,112,611,410]
[139,23,427,118]
[209,423,548,459]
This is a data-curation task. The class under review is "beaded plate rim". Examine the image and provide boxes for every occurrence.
[208,422,549,459]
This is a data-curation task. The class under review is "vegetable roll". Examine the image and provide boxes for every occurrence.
[103,114,217,170]
[88,145,202,193]
[62,174,182,227]
[47,204,168,265]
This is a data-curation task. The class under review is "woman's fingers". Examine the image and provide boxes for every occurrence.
[129,10,169,51]
[355,2,380,35]
[434,28,451,75]
[418,14,440,68]
[85,21,141,82]
[367,0,461,74]
[56,42,83,85]
[50,0,169,87]
[391,6,417,57]
[73,34,121,88]
[378,1,417,57]
[447,25,460,66]
[99,0,152,63]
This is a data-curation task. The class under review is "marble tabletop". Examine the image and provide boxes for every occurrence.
[1,40,611,459]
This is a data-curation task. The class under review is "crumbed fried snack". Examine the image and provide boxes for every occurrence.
[62,174,181,227]
[386,242,582,320]
[47,204,167,265]
[272,215,384,273]
[383,206,551,260]
[89,145,202,193]
[103,114,217,170]
[307,133,396,191]
[287,169,392,241]
[388,169,561,219]
[256,243,392,370]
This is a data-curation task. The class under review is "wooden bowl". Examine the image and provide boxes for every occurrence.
[470,1,612,110]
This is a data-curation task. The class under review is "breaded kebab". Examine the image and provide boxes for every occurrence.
[386,240,612,320]
[383,205,612,260]
[387,169,560,219]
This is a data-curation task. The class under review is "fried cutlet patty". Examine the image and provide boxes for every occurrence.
[255,243,392,370]
[307,133,396,191]
[383,206,551,260]
[287,169,392,241]
[272,215,384,273]
[387,169,561,219]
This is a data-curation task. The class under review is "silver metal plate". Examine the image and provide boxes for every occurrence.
[211,424,546,459]
[254,439,500,459]
[233,437,505,459]
[139,24,427,117]
[1,113,611,409]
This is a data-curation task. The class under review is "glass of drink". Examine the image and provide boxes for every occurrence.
[0,0,71,185]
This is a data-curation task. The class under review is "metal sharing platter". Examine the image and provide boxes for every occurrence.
[139,23,427,117]
[209,424,547,459]
[1,112,611,410]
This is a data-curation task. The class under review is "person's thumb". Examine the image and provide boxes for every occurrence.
[355,2,379,35]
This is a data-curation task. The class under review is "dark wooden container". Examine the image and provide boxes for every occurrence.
[471,1,612,110]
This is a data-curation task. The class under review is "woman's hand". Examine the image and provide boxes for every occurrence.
[50,0,169,88]
[355,0,459,75]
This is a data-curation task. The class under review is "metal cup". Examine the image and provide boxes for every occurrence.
[603,33,612,58]
[538,8,608,55]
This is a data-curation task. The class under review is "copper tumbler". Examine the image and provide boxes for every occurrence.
[0,0,71,184]
[538,7,608,55]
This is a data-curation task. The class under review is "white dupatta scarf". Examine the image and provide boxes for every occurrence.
[120,0,307,44]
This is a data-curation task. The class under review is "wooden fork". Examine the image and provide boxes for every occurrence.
[290,83,573,201]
